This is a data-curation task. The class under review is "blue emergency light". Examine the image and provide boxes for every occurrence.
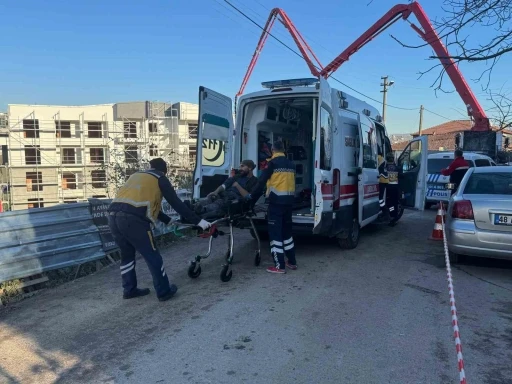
[261,78,319,89]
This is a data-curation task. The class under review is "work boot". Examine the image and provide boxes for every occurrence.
[158,284,178,302]
[123,288,150,300]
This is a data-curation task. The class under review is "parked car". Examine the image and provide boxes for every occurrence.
[425,152,496,209]
[446,166,512,262]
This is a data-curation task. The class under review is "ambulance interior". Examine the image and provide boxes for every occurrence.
[240,97,315,215]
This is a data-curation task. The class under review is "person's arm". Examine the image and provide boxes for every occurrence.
[378,159,388,179]
[209,177,234,197]
[232,182,250,197]
[158,176,201,225]
[441,160,458,176]
[249,162,274,201]
[157,211,172,225]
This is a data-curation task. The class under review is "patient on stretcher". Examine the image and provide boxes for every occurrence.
[191,160,258,219]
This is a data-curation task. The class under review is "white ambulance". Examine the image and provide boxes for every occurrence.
[424,152,496,209]
[193,78,428,249]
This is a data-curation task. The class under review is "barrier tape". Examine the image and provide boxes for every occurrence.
[440,202,468,384]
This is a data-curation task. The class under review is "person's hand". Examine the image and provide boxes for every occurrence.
[197,219,211,231]
[207,192,218,199]
[232,181,239,188]
[244,194,253,201]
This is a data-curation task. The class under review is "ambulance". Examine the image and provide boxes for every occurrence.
[193,78,428,249]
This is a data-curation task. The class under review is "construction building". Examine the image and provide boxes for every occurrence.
[4,101,199,211]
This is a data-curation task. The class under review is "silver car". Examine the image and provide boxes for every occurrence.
[446,166,512,263]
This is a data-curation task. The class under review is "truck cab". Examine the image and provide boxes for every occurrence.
[193,78,428,249]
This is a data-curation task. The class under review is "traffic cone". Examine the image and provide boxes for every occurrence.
[429,204,446,241]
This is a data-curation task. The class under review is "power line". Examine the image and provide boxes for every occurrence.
[222,0,418,111]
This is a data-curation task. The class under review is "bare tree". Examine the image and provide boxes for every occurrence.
[389,1,511,92]
[487,89,512,130]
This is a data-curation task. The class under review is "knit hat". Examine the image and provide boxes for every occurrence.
[149,158,168,174]
[241,159,256,170]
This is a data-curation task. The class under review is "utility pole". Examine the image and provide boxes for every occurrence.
[419,105,424,135]
[380,76,394,122]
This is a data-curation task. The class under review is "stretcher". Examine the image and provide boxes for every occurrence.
[172,199,263,282]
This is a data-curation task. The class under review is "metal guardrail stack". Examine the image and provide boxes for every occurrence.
[0,200,183,284]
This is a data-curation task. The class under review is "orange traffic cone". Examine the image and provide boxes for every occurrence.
[429,204,446,241]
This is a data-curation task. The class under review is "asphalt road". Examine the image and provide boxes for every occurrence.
[0,209,511,384]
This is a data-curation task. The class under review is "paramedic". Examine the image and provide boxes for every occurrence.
[108,158,211,302]
[441,149,470,195]
[246,141,297,274]
[193,160,258,217]
[378,154,390,218]
[385,152,400,226]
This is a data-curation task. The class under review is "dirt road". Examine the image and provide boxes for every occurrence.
[1,210,511,384]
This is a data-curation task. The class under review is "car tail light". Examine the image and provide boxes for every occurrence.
[451,200,474,220]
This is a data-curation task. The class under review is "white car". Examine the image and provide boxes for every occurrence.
[425,152,496,209]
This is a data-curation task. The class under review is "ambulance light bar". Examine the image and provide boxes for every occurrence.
[262,78,318,89]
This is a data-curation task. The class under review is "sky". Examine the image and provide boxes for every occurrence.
[1,0,510,134]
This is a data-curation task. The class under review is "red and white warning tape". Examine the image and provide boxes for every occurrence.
[440,202,467,384]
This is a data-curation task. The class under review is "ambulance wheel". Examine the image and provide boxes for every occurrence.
[337,217,360,250]
[187,262,201,279]
[250,229,269,241]
[254,251,261,266]
[220,265,233,282]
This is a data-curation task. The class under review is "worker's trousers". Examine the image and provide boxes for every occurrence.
[387,184,400,220]
[108,212,171,298]
[378,182,388,214]
[267,204,296,269]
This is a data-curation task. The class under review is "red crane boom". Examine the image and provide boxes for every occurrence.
[235,7,323,99]
[237,2,490,132]
[320,1,490,131]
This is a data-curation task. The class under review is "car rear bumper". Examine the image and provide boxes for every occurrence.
[446,219,512,260]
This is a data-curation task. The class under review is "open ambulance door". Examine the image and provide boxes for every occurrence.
[313,77,334,234]
[193,87,234,199]
[397,135,428,210]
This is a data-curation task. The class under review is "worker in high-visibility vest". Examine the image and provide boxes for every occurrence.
[246,141,297,274]
[108,158,211,301]
[385,152,400,226]
[378,154,390,219]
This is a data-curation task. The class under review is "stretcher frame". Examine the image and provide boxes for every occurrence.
[175,201,262,282]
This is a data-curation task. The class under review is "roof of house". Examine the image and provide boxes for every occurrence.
[391,141,410,151]
[412,120,512,136]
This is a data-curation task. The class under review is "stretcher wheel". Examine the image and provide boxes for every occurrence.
[254,251,261,266]
[220,265,232,282]
[188,261,202,279]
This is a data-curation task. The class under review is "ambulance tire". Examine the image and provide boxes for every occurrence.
[337,216,360,250]
[250,229,269,241]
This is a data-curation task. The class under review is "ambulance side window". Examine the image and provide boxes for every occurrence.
[320,108,332,171]
[362,124,377,169]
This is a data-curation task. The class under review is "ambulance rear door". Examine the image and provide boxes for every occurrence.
[193,87,234,198]
[313,77,334,234]
[397,136,428,210]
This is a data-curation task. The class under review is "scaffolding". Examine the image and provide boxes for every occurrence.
[4,102,200,211]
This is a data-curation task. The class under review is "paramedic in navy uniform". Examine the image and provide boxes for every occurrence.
[246,141,297,274]
[108,158,211,301]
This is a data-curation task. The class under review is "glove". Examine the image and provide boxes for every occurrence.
[244,194,252,201]
[197,219,211,231]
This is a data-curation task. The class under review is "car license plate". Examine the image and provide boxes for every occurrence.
[494,214,512,225]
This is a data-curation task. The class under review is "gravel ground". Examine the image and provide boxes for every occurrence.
[0,209,511,384]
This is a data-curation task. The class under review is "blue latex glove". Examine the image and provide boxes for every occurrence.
[245,194,252,201]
